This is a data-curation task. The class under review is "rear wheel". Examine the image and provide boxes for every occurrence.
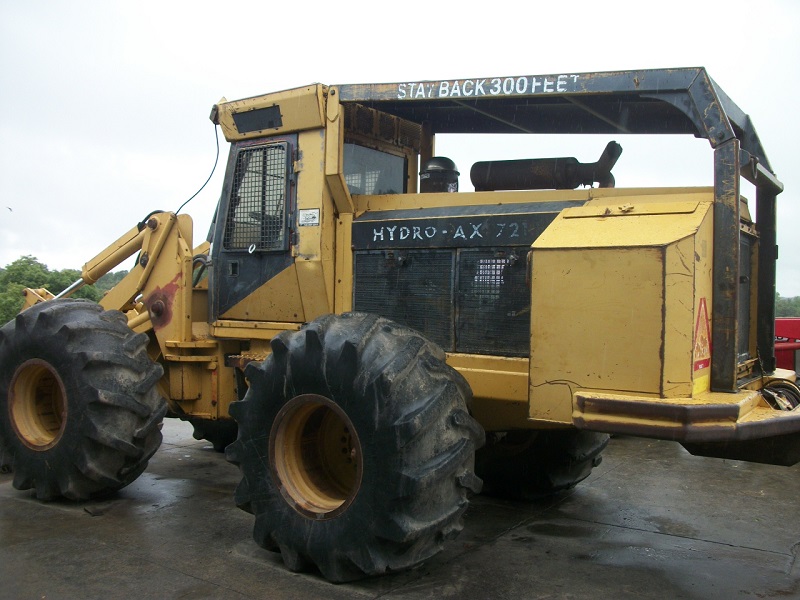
[0,300,166,500]
[475,429,608,500]
[226,312,484,582]
[181,416,238,452]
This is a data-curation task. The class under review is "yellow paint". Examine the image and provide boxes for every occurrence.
[662,236,695,398]
[220,265,305,322]
[25,75,798,454]
[210,319,302,341]
[296,259,332,320]
[354,186,711,214]
[216,85,326,142]
[571,385,800,442]
[334,214,354,313]
[691,208,714,393]
[446,354,531,431]
[529,192,714,424]
[692,375,710,395]
[324,87,354,214]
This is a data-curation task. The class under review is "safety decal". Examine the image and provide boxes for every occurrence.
[298,209,320,226]
[397,75,581,100]
[693,297,711,371]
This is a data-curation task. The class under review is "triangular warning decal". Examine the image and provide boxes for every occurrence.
[694,297,711,371]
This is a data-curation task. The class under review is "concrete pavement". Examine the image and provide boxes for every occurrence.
[1,420,798,599]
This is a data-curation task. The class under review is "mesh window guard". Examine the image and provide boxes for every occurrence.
[224,143,287,251]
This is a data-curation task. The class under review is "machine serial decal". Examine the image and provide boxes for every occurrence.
[397,74,581,100]
[352,213,558,249]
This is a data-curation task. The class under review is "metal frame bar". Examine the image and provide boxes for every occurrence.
[754,168,781,374]
[711,139,741,391]
[337,67,788,387]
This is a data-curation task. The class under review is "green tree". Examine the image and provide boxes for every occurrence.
[0,256,49,324]
[0,256,120,325]
[96,270,129,293]
[0,255,49,290]
[0,282,26,325]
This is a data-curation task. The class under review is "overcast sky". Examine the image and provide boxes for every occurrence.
[2,1,799,295]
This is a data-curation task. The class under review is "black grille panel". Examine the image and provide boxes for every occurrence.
[354,247,530,356]
[457,249,530,356]
[354,251,454,350]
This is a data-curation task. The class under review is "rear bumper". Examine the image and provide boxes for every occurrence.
[573,388,800,465]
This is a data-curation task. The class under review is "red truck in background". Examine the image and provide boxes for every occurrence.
[776,318,800,371]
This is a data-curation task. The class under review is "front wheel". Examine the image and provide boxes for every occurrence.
[0,300,167,500]
[226,313,484,582]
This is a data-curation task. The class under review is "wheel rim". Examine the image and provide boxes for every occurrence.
[270,394,362,519]
[9,359,68,451]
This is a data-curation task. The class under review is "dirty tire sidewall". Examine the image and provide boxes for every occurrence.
[476,429,609,500]
[227,312,484,582]
[0,299,167,501]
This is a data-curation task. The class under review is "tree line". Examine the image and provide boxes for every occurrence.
[776,294,800,318]
[0,256,128,324]
[1,255,799,325]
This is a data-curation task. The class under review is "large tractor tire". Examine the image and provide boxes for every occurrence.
[475,429,609,501]
[181,415,238,452]
[0,299,167,501]
[226,313,484,583]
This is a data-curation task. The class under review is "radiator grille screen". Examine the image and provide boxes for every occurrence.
[354,248,530,356]
[457,249,530,355]
[353,251,454,350]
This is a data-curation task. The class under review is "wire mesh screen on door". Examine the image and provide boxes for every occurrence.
[224,143,287,251]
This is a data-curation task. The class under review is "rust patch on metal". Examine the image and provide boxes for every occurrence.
[144,273,181,330]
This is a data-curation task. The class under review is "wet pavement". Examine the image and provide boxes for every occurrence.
[1,420,799,599]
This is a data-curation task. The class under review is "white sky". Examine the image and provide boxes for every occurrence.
[1,1,799,295]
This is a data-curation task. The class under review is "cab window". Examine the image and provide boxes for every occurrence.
[343,143,406,195]
[223,142,288,251]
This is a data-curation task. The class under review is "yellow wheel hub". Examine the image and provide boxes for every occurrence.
[270,394,362,519]
[9,359,67,450]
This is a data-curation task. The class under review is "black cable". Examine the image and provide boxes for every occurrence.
[137,209,165,230]
[176,123,220,215]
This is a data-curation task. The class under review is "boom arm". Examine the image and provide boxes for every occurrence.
[22,212,203,349]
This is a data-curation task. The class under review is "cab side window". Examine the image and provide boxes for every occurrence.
[223,142,288,251]
[343,143,406,195]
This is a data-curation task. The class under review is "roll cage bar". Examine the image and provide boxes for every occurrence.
[336,67,784,391]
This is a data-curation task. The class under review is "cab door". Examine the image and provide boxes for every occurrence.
[210,136,296,320]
